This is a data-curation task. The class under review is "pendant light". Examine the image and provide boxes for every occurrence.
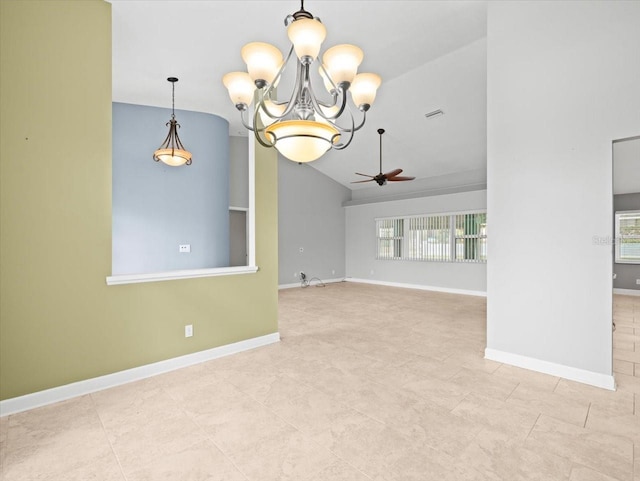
[153,77,192,167]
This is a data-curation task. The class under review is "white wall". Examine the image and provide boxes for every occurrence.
[486,1,640,386]
[229,136,249,209]
[613,137,640,195]
[345,190,487,294]
[278,158,351,286]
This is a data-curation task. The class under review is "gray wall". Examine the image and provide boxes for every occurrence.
[345,190,487,293]
[112,102,229,275]
[614,192,640,290]
[278,158,351,285]
[229,136,249,208]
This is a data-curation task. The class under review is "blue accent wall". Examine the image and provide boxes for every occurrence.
[112,102,229,275]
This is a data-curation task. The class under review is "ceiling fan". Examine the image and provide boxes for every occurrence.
[352,128,415,186]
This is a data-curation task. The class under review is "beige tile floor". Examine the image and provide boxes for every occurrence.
[1,283,639,480]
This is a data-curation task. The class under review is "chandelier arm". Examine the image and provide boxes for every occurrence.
[314,91,340,109]
[331,105,368,133]
[318,62,338,94]
[257,45,298,121]
[252,106,276,149]
[257,56,303,120]
[265,45,295,99]
[307,76,347,120]
[332,112,357,150]
[239,109,256,132]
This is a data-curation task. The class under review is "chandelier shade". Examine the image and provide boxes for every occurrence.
[153,77,192,167]
[350,73,382,107]
[265,120,340,163]
[222,72,256,107]
[241,42,284,86]
[287,18,326,61]
[322,44,364,86]
[222,0,381,163]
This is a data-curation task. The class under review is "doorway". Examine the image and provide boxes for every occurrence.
[612,135,640,379]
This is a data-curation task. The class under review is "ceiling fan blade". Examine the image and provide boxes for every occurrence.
[388,176,416,181]
[350,179,376,184]
[383,168,403,178]
[355,172,375,178]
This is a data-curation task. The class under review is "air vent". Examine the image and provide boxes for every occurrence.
[424,109,444,119]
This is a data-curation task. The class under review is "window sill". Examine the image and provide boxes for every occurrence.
[106,265,259,286]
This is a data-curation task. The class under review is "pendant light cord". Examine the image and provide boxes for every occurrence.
[171,81,176,120]
[379,130,383,174]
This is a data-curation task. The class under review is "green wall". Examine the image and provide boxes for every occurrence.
[0,0,278,401]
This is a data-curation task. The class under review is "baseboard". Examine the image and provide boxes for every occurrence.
[0,332,280,417]
[345,278,487,297]
[484,348,616,391]
[613,288,640,297]
[278,278,345,290]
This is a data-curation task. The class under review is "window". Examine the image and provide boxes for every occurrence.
[454,212,487,262]
[615,210,640,264]
[376,218,404,260]
[376,211,487,263]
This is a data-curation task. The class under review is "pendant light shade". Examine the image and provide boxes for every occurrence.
[153,77,192,167]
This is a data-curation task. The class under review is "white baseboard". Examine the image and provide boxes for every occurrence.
[613,288,640,297]
[278,278,345,290]
[484,348,616,391]
[345,278,487,297]
[0,332,280,417]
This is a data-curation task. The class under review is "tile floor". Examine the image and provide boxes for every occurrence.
[0,283,639,480]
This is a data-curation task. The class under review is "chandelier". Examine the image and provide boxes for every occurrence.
[222,1,381,163]
[153,77,192,166]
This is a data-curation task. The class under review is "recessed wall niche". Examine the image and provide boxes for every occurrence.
[112,102,230,275]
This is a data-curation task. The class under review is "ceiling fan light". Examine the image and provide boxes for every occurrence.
[265,120,340,163]
[287,18,327,62]
[351,73,382,108]
[222,71,255,107]
[322,44,363,86]
[241,42,283,86]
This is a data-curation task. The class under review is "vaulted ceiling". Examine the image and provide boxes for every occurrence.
[111,0,488,191]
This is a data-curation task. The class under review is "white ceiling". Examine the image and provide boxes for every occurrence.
[111,0,488,190]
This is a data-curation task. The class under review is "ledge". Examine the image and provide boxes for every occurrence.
[106,265,259,286]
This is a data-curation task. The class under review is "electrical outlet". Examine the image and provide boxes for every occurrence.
[179,244,191,253]
[293,272,298,279]
[332,269,335,275]
[185,324,193,337]
[636,279,640,285]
